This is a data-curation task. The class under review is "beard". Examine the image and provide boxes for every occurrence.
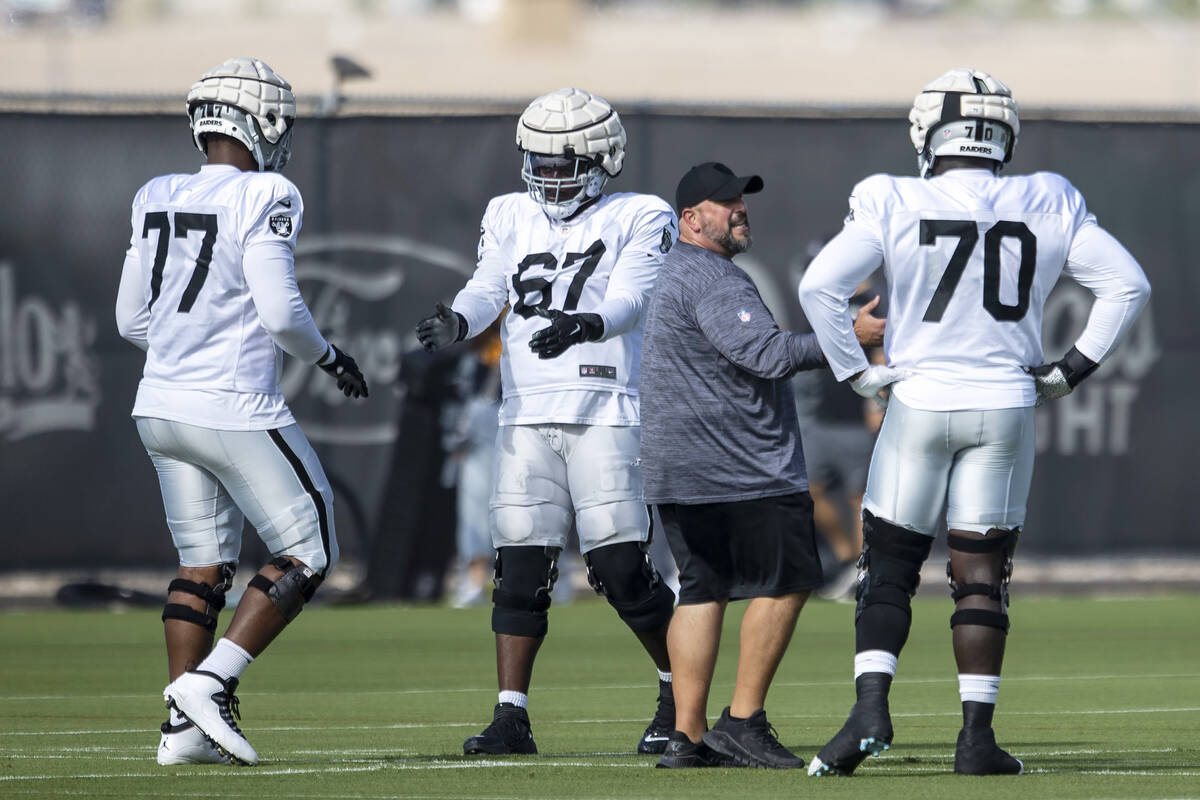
[703,211,752,255]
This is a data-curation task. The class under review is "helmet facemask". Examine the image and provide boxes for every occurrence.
[521,153,608,220]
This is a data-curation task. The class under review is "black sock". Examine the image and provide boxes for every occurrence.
[962,700,995,730]
[855,672,894,706]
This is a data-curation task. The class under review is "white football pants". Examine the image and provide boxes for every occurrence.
[490,423,648,554]
[863,397,1036,536]
[136,417,338,575]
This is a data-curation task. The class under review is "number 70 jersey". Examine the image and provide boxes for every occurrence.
[453,191,677,425]
[846,169,1137,411]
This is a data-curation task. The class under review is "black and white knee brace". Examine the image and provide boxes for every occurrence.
[248,556,318,623]
[584,542,675,633]
[946,528,1019,633]
[854,511,934,654]
[491,546,558,638]
[856,511,934,620]
[162,562,236,632]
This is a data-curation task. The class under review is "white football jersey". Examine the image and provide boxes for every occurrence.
[117,164,328,429]
[800,169,1148,411]
[452,192,677,425]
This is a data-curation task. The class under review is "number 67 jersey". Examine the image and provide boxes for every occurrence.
[452,191,677,426]
[801,169,1147,411]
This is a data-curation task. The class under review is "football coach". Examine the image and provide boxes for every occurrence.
[639,162,884,769]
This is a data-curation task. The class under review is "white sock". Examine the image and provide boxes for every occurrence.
[854,649,898,679]
[498,690,528,709]
[657,669,672,684]
[958,673,1000,704]
[198,638,254,682]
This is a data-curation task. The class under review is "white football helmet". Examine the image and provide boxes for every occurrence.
[909,68,1019,178]
[186,57,296,172]
[516,88,626,220]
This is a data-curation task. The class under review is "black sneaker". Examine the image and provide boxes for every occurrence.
[637,679,675,754]
[807,698,892,776]
[701,707,804,769]
[954,727,1023,775]
[463,703,537,755]
[656,730,736,768]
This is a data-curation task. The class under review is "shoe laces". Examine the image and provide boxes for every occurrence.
[648,696,675,733]
[213,678,244,735]
[746,716,788,754]
[485,709,529,743]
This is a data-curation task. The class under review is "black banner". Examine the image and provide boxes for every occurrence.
[0,111,1192,571]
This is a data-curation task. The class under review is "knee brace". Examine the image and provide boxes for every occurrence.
[162,562,236,632]
[947,528,1019,633]
[856,512,934,621]
[248,557,318,623]
[491,546,558,638]
[584,542,675,633]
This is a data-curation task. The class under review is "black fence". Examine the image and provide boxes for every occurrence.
[1,109,1194,585]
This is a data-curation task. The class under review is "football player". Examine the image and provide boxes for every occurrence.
[798,68,1150,776]
[417,88,678,756]
[116,57,368,767]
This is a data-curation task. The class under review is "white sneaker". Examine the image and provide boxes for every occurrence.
[164,670,259,766]
[157,719,230,765]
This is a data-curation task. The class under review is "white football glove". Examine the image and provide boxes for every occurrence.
[849,365,910,406]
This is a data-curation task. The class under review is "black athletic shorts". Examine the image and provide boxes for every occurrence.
[655,491,823,605]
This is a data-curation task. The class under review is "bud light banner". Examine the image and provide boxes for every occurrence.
[0,111,1194,573]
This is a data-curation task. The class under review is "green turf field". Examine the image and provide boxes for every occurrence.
[1,594,1197,799]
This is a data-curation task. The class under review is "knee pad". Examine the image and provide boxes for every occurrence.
[947,528,1019,633]
[162,562,236,632]
[247,556,318,623]
[855,511,934,623]
[575,500,649,550]
[491,546,558,638]
[584,542,675,633]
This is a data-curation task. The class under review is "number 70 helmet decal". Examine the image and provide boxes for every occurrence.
[909,68,1020,178]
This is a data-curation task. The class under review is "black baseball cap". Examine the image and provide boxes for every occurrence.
[675,161,764,213]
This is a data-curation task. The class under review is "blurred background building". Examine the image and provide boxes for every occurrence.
[3,0,1200,112]
[2,0,1197,604]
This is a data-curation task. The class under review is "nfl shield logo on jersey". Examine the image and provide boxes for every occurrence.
[269,214,293,237]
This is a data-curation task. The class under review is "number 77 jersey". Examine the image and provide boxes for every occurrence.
[452,191,677,425]
[123,165,307,395]
[804,169,1145,411]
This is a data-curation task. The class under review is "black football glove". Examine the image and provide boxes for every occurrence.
[416,302,467,352]
[528,308,604,359]
[1024,346,1098,406]
[318,344,369,398]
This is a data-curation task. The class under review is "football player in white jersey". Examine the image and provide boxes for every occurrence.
[798,69,1149,776]
[115,57,368,767]
[417,88,679,756]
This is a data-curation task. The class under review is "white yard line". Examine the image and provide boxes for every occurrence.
[1,671,1195,703]
[5,759,1200,782]
[2,705,1199,740]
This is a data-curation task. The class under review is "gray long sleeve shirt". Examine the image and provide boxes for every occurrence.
[640,240,826,504]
